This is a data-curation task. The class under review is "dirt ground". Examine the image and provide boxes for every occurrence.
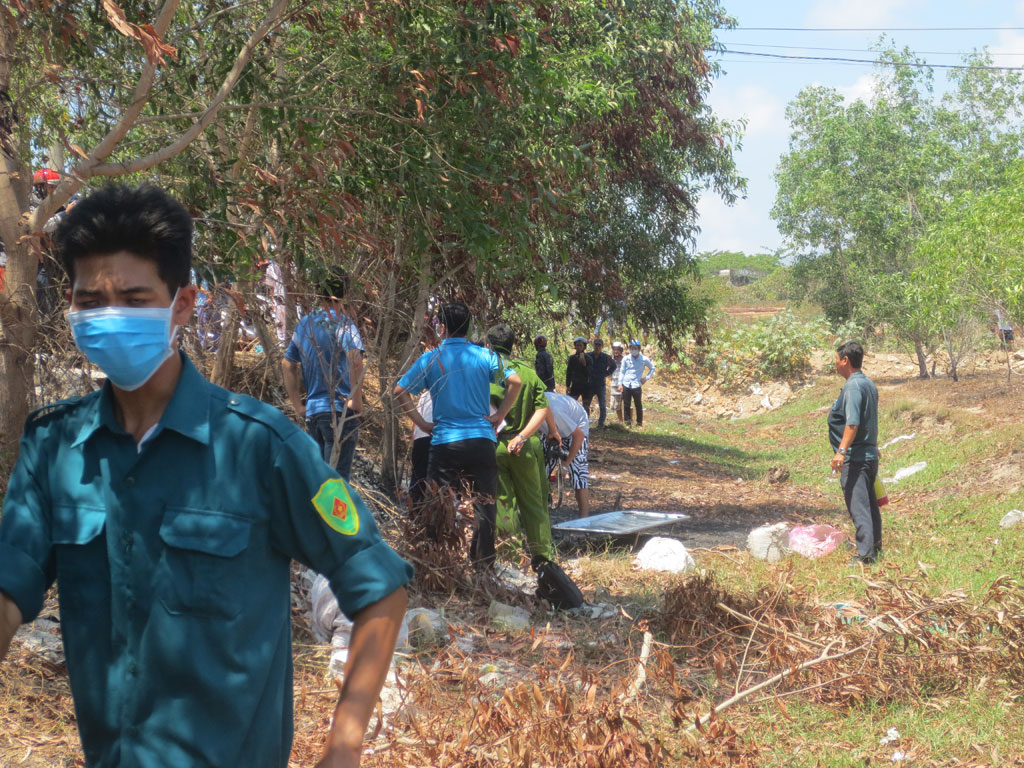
[555,429,836,552]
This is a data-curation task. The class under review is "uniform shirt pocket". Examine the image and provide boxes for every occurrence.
[158,507,252,620]
[52,506,108,601]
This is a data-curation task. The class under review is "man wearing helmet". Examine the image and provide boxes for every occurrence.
[32,167,60,201]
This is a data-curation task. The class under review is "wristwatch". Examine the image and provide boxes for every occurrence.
[837,447,847,455]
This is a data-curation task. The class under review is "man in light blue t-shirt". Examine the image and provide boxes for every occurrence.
[394,302,521,568]
[282,270,364,480]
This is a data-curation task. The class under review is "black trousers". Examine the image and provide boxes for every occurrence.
[840,459,882,559]
[427,437,499,567]
[622,386,643,425]
[409,436,431,506]
[584,383,607,427]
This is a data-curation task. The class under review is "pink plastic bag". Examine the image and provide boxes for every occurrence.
[789,524,846,558]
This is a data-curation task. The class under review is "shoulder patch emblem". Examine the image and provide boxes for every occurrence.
[312,478,360,535]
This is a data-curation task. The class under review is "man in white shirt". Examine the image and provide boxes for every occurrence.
[617,340,655,428]
[541,392,591,517]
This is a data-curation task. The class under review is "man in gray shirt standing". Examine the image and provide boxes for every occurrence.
[828,340,881,564]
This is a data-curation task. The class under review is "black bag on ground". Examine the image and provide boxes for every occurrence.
[533,558,584,609]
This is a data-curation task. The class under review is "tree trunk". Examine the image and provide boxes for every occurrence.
[212,300,239,387]
[377,266,401,495]
[281,252,299,342]
[0,20,37,450]
[913,338,929,379]
[943,330,958,382]
[0,240,38,448]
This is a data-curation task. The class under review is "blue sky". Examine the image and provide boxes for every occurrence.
[695,0,1024,257]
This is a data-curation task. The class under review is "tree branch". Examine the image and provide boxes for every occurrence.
[87,0,291,178]
[686,639,876,736]
[28,0,180,232]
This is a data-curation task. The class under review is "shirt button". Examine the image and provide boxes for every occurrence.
[125,476,135,487]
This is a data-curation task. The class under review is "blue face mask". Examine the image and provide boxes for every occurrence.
[68,297,179,391]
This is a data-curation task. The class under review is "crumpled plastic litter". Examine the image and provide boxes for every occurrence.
[633,536,696,573]
[879,727,901,745]
[881,433,916,450]
[885,461,927,484]
[788,524,846,558]
[999,509,1024,529]
[312,573,409,649]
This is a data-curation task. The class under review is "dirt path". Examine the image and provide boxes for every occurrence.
[550,409,836,553]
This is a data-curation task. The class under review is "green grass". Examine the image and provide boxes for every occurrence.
[751,692,1024,767]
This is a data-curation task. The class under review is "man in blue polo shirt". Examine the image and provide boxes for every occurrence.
[0,184,412,768]
[283,269,364,480]
[393,302,521,568]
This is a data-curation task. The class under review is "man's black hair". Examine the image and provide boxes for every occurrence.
[486,323,515,355]
[55,183,192,293]
[836,340,864,369]
[438,301,472,337]
[320,268,348,301]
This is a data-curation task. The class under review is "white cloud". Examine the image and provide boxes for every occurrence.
[805,0,924,28]
[709,84,787,139]
[989,28,1024,59]
[836,73,879,104]
[695,193,783,255]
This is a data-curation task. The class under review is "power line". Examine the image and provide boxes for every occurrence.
[727,26,1024,32]
[714,49,1024,71]
[721,42,1024,57]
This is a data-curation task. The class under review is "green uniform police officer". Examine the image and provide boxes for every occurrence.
[485,324,554,564]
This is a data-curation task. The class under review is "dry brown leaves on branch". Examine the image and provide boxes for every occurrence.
[101,0,177,66]
[397,481,472,594]
[371,649,666,768]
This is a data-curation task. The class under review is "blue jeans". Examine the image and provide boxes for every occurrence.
[307,411,359,481]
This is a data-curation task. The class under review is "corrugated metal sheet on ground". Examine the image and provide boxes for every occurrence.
[553,510,688,535]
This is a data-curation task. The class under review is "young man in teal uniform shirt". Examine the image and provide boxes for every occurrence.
[0,184,412,768]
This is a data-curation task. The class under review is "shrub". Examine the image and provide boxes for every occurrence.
[698,309,835,386]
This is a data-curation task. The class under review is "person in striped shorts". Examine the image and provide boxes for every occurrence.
[540,391,591,518]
